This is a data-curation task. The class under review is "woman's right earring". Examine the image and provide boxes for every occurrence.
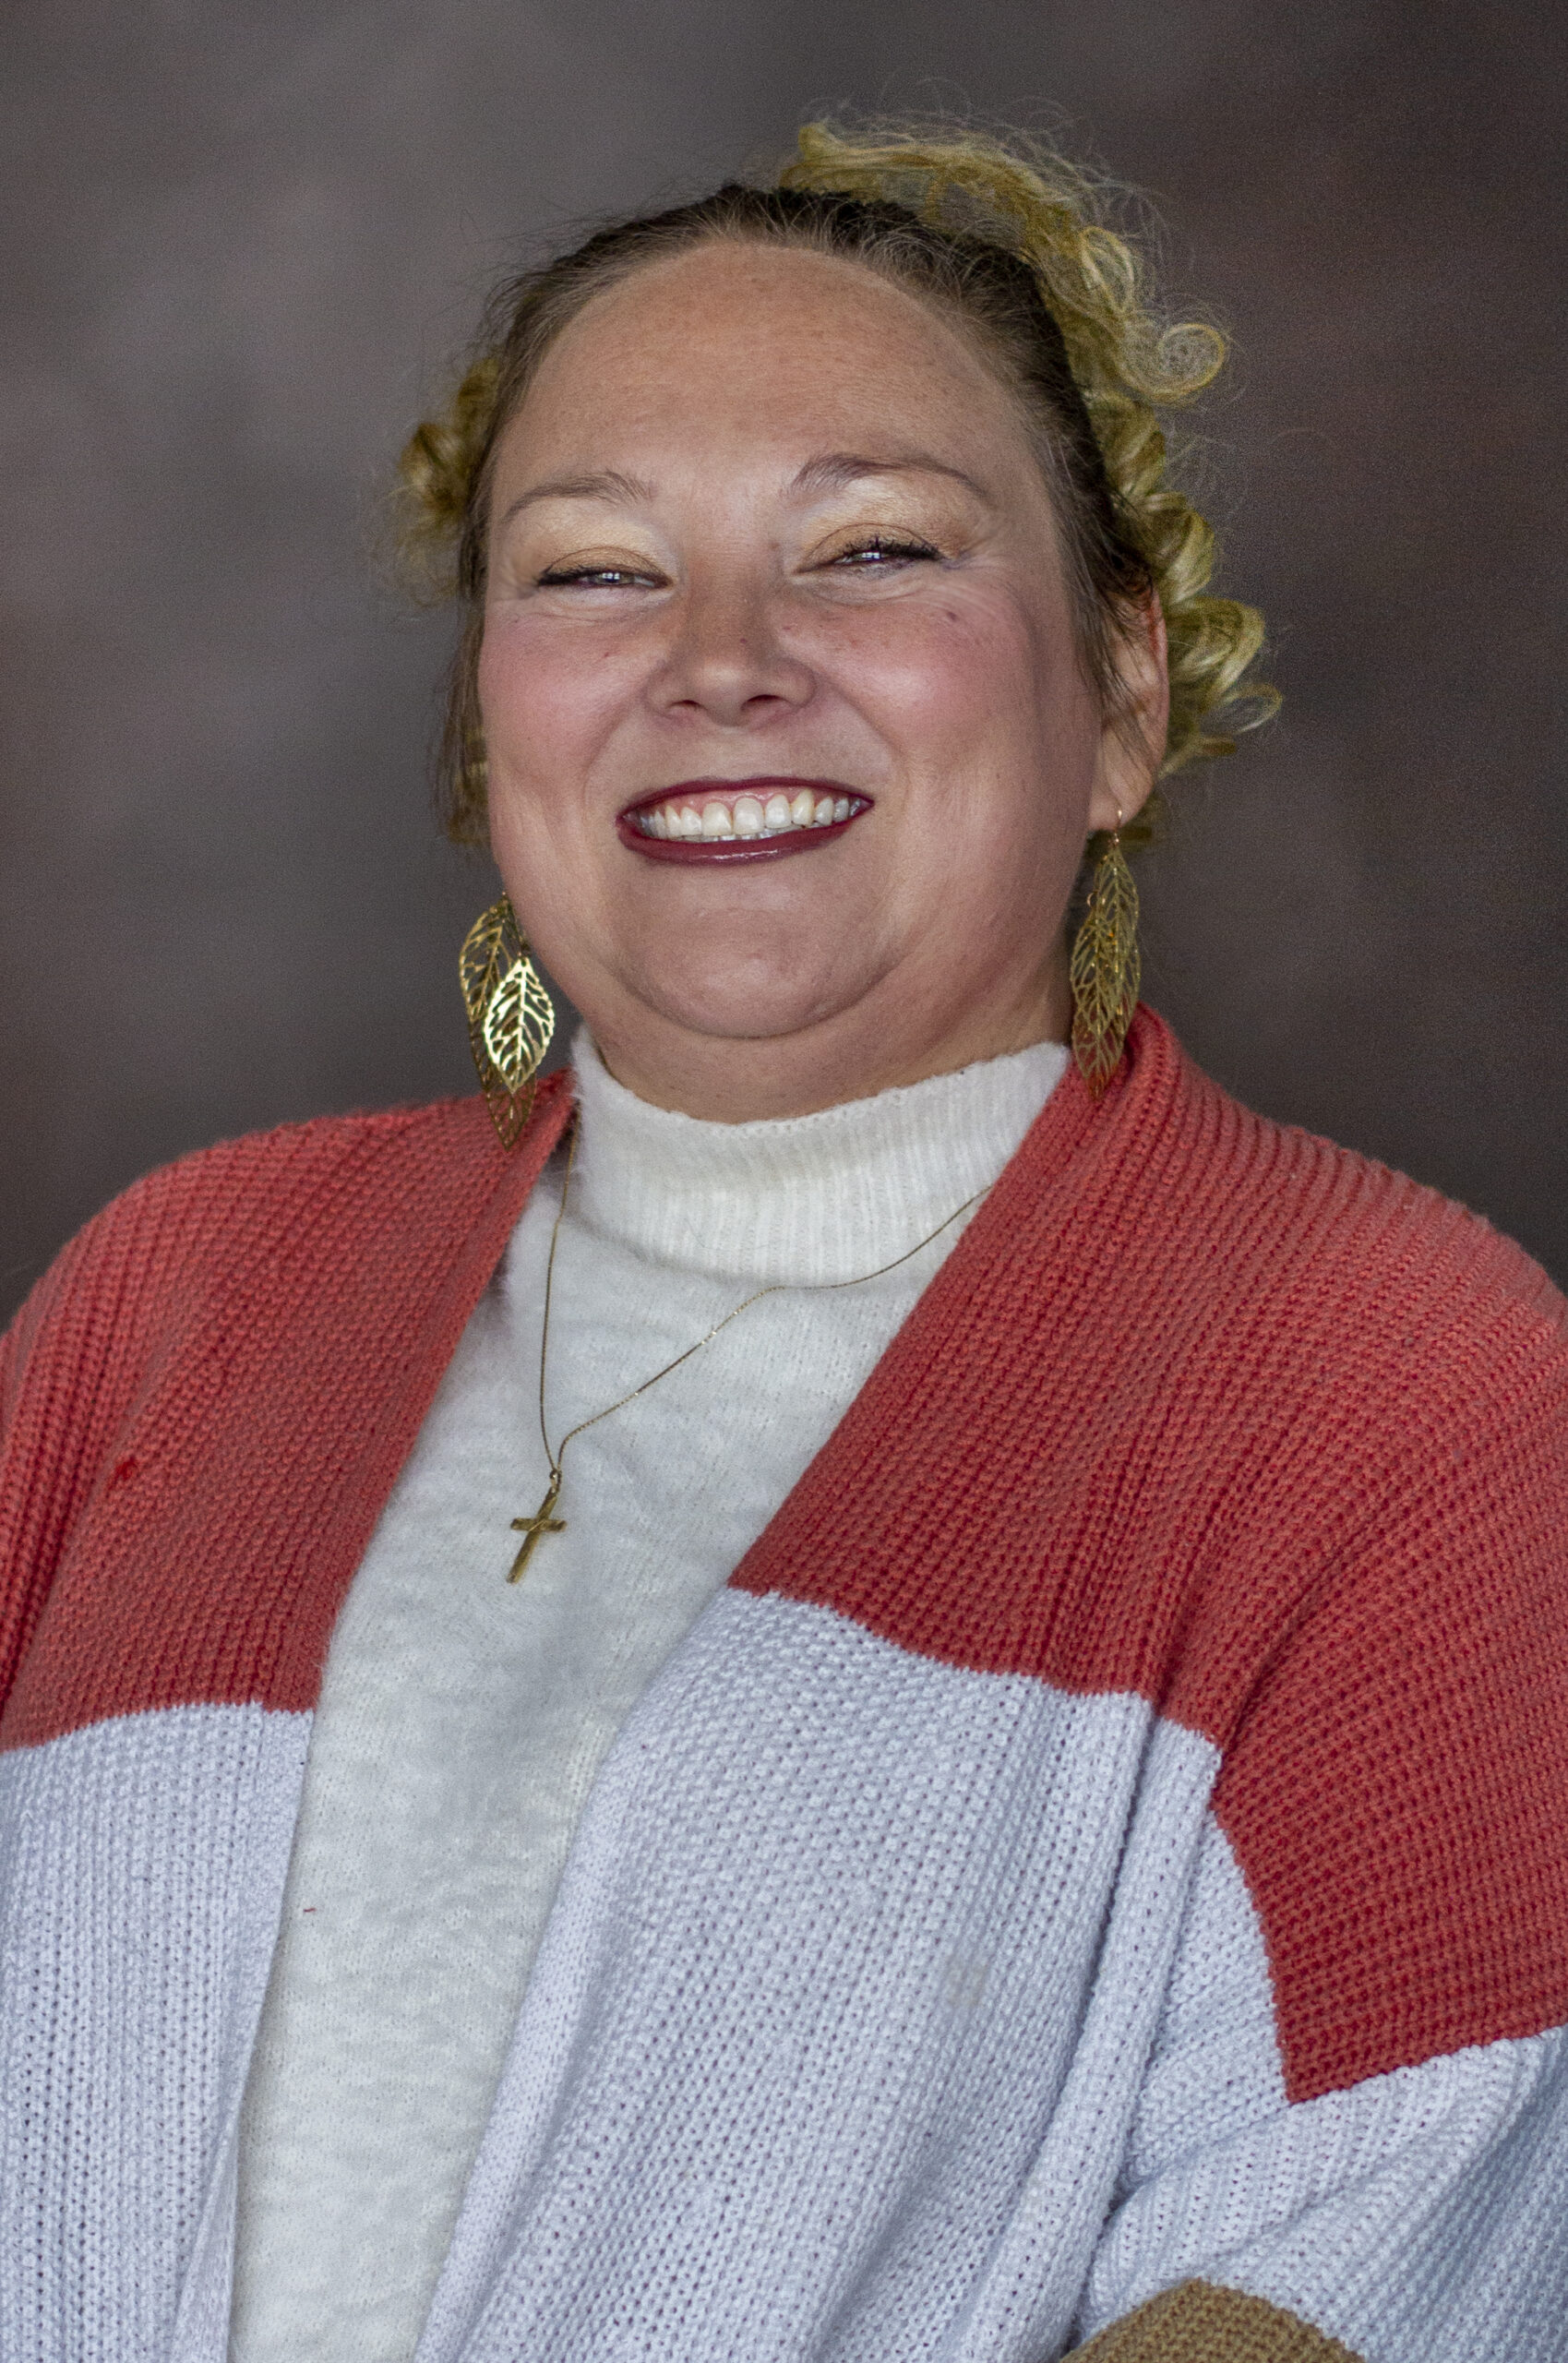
[460,894,557,1148]
[1069,808,1141,1099]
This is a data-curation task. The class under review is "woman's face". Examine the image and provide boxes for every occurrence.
[481,241,1165,1120]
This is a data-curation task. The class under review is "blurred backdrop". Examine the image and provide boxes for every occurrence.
[4,0,1565,1321]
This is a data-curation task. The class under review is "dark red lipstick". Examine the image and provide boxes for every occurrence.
[616,777,873,865]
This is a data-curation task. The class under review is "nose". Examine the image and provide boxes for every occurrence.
[646,573,815,730]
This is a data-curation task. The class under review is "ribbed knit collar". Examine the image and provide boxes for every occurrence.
[568,1032,1070,1288]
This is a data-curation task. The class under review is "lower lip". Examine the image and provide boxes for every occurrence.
[615,800,870,866]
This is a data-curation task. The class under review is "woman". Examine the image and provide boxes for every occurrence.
[1,124,1564,2363]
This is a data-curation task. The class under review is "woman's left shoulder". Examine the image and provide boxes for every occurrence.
[1134,1014,1568,1416]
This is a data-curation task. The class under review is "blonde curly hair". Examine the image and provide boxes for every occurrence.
[397,120,1275,846]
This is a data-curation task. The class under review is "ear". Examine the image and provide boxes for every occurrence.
[1086,594,1168,834]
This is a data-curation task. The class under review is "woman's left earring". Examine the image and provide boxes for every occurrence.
[1069,806,1141,1100]
[460,894,557,1147]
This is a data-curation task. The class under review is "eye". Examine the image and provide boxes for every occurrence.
[820,534,942,571]
[534,562,663,589]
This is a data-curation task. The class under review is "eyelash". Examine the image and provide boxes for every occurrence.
[825,535,940,569]
[535,564,658,589]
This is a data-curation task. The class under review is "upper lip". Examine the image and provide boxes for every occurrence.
[616,775,870,819]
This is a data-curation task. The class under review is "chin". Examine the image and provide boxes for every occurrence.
[628,958,861,1047]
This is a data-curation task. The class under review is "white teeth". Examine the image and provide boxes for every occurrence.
[638,789,864,842]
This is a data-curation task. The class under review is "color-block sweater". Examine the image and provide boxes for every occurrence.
[3,1010,1567,2363]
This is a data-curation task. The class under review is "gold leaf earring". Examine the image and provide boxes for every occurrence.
[1069,804,1141,1099]
[459,894,557,1147]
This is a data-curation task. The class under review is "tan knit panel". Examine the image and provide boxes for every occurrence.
[1075,2279,1363,2362]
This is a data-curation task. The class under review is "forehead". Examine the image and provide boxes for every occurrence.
[504,240,1034,473]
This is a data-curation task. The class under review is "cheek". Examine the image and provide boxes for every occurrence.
[814,593,1080,775]
[830,597,1102,907]
[476,615,630,781]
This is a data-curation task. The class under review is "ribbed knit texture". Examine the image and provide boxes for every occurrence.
[229,1031,1067,2363]
[3,1010,1567,2363]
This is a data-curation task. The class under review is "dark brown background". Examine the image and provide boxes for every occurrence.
[4,0,1564,1323]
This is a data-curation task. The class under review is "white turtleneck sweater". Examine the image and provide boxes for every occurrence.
[229,1033,1067,2363]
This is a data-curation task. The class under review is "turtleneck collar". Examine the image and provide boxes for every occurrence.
[567,1031,1071,1288]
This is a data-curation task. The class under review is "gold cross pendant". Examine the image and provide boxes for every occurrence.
[508,1468,566,1582]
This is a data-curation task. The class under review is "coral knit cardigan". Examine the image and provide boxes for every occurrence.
[3,1009,1568,2363]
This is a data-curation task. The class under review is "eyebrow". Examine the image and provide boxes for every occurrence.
[789,451,990,502]
[497,470,656,528]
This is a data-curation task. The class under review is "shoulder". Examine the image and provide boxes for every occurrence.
[1118,1011,1568,1434]
[83,1094,497,1245]
[6,1099,473,1349]
[1,1081,565,1436]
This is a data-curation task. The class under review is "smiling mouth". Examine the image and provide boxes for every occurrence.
[616,778,873,864]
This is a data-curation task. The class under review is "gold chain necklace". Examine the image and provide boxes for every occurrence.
[506,1115,988,1581]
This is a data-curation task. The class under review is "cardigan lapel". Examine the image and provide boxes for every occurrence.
[728,1007,1179,1679]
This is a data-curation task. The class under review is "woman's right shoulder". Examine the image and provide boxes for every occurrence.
[86,1096,487,1232]
[1,1094,500,1410]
